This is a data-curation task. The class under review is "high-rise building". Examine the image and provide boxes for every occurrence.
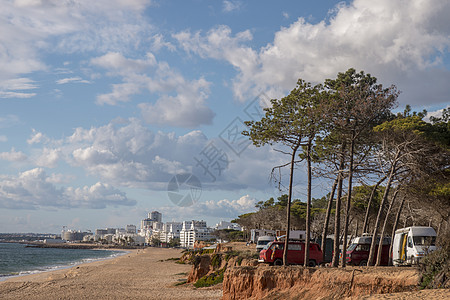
[149,211,162,223]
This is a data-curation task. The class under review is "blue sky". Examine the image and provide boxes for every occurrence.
[0,0,449,233]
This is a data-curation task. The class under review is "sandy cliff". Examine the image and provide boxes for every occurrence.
[222,265,420,300]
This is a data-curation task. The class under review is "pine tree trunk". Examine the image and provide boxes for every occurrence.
[283,145,299,265]
[375,188,399,266]
[331,155,345,267]
[367,150,399,266]
[304,139,312,267]
[321,177,338,262]
[342,133,355,267]
[389,195,405,266]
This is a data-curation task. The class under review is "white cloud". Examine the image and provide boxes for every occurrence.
[0,78,37,98]
[0,168,135,209]
[0,148,27,162]
[66,119,208,188]
[0,91,37,98]
[20,118,283,193]
[34,148,62,168]
[56,77,90,85]
[0,136,7,142]
[92,52,215,127]
[139,76,215,128]
[0,0,153,96]
[223,0,242,13]
[175,0,450,106]
[27,129,50,144]
[151,33,176,52]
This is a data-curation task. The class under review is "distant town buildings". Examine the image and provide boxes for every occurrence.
[61,229,90,242]
[61,210,240,248]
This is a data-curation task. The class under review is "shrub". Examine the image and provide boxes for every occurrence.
[420,230,450,289]
[211,253,222,268]
[194,268,226,288]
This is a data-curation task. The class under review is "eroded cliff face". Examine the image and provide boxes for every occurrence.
[186,253,258,283]
[222,265,420,300]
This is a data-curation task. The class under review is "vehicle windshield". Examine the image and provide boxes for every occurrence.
[257,240,272,246]
[413,236,436,246]
[347,243,357,252]
[262,242,272,250]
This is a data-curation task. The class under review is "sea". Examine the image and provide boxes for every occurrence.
[0,242,124,280]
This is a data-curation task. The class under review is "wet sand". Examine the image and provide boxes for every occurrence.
[0,247,221,300]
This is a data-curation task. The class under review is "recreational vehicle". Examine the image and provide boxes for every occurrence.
[392,226,437,266]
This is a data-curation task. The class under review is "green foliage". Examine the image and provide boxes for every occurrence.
[200,248,215,255]
[420,231,450,289]
[350,185,384,212]
[224,250,240,261]
[193,268,226,288]
[168,237,181,248]
[210,254,222,268]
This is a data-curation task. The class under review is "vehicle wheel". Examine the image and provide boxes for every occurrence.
[359,260,368,266]
[273,259,283,266]
[308,260,317,267]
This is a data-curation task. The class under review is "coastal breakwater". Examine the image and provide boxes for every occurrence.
[222,265,420,299]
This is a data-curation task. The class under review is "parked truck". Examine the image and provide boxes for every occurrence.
[392,226,437,266]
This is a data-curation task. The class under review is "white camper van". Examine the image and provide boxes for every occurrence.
[256,236,275,252]
[392,226,437,266]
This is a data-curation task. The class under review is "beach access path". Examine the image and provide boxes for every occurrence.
[0,247,221,300]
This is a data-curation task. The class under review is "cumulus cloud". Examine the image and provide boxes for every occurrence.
[67,118,208,188]
[0,148,27,162]
[18,118,283,193]
[27,129,50,145]
[138,76,215,128]
[175,0,450,106]
[92,52,215,127]
[34,148,62,168]
[0,168,135,210]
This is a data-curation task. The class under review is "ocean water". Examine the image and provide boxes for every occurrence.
[0,242,123,280]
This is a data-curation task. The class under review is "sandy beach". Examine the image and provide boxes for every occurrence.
[0,247,221,300]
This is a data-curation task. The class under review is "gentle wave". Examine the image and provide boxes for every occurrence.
[0,243,128,281]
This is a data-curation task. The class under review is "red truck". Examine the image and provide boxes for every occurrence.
[258,240,323,266]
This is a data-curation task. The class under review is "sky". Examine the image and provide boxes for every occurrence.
[0,0,449,233]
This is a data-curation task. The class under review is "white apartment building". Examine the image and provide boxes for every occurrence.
[179,220,214,248]
[159,222,182,243]
[215,220,242,231]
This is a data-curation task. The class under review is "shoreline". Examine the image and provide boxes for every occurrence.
[0,247,222,300]
[0,247,129,282]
